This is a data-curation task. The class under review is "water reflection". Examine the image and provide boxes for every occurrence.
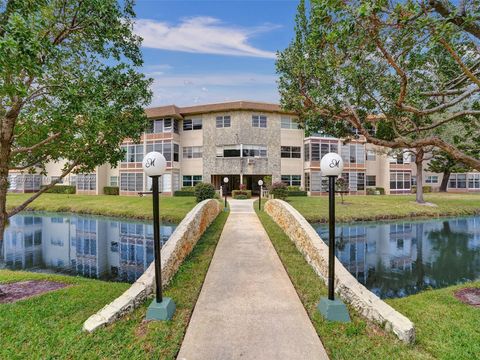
[316,216,480,299]
[1,212,176,283]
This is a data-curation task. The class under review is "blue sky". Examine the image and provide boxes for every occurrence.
[133,0,299,106]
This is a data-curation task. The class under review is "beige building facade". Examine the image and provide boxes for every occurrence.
[7,101,480,196]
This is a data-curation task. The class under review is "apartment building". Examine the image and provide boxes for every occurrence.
[7,101,480,195]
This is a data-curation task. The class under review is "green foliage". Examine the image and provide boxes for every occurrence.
[412,186,433,194]
[366,187,385,195]
[427,151,470,174]
[287,185,301,191]
[1,0,152,217]
[286,190,308,196]
[181,186,196,192]
[232,190,252,199]
[174,190,195,197]
[234,194,248,200]
[42,185,76,194]
[276,0,480,170]
[263,175,272,188]
[270,181,288,200]
[194,182,216,203]
[103,186,119,195]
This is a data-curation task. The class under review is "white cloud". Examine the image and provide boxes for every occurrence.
[135,17,278,59]
[148,72,279,106]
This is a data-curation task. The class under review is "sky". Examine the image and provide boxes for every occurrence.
[132,0,299,107]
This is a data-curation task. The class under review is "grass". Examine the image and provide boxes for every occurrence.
[0,211,228,360]
[255,202,480,359]
[287,193,480,223]
[6,193,197,223]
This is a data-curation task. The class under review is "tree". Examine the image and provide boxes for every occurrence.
[427,151,470,191]
[0,1,151,241]
[335,176,349,204]
[277,0,480,175]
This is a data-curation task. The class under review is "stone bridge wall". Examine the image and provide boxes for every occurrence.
[83,198,222,332]
[264,199,415,344]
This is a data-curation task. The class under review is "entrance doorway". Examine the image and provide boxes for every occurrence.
[211,175,240,195]
[245,175,268,195]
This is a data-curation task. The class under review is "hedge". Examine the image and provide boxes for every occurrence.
[174,190,195,197]
[287,190,307,196]
[232,190,252,199]
[411,185,432,194]
[42,185,76,194]
[234,194,248,200]
[366,187,385,195]
[103,186,119,195]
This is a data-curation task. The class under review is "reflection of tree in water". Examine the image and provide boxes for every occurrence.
[428,221,478,287]
[365,220,479,299]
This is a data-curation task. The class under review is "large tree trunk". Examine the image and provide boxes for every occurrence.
[439,171,450,192]
[415,149,425,204]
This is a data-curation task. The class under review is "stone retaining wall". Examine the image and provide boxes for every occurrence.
[264,199,415,344]
[83,199,222,332]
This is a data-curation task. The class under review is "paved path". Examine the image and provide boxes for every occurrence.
[177,199,328,360]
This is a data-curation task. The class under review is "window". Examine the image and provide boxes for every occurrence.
[216,116,231,128]
[146,141,179,162]
[77,174,96,191]
[449,173,467,188]
[426,175,438,184]
[252,115,267,128]
[366,175,376,187]
[390,171,411,190]
[341,172,365,191]
[242,145,267,157]
[121,144,143,163]
[182,175,203,187]
[281,116,299,129]
[183,146,203,159]
[146,118,178,134]
[223,145,241,157]
[110,176,118,187]
[366,150,376,161]
[309,141,338,161]
[120,173,143,192]
[281,146,301,158]
[304,173,310,191]
[304,144,310,161]
[183,118,202,131]
[468,173,480,189]
[310,171,322,191]
[281,175,301,187]
[341,143,365,164]
[50,176,64,184]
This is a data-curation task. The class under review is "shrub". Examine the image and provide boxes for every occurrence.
[287,190,307,196]
[411,185,432,194]
[287,185,301,191]
[269,181,288,200]
[376,187,385,195]
[181,186,195,192]
[174,190,195,196]
[235,194,248,200]
[367,187,386,195]
[103,186,119,195]
[42,185,76,194]
[232,190,252,199]
[263,175,272,188]
[194,182,216,202]
[239,183,247,190]
[366,187,375,195]
[335,177,349,204]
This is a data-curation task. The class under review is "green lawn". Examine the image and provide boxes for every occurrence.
[6,193,197,223]
[287,193,480,223]
[0,211,228,360]
[256,202,480,360]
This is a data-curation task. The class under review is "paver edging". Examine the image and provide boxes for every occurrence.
[264,199,416,344]
[83,199,222,332]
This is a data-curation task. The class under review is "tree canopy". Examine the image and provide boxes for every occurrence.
[0,0,152,219]
[277,0,480,170]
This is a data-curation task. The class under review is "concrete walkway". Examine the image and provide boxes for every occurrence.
[177,199,328,360]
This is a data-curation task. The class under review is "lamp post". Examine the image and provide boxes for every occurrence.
[142,151,176,321]
[223,176,229,210]
[317,152,350,322]
[258,179,263,210]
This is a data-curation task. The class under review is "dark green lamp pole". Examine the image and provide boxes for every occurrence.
[143,151,176,321]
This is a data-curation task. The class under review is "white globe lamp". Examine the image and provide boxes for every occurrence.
[142,151,167,177]
[320,152,344,177]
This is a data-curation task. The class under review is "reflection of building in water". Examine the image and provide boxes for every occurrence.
[1,213,175,283]
[318,217,480,298]
[3,215,43,269]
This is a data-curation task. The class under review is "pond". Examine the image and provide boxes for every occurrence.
[1,212,177,283]
[315,216,480,299]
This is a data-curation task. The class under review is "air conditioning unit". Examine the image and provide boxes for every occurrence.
[247,158,255,165]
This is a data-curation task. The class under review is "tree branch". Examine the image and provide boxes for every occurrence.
[428,0,480,39]
[7,161,78,218]
[11,132,62,155]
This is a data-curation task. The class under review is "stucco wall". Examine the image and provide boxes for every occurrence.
[264,199,415,344]
[83,198,222,332]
